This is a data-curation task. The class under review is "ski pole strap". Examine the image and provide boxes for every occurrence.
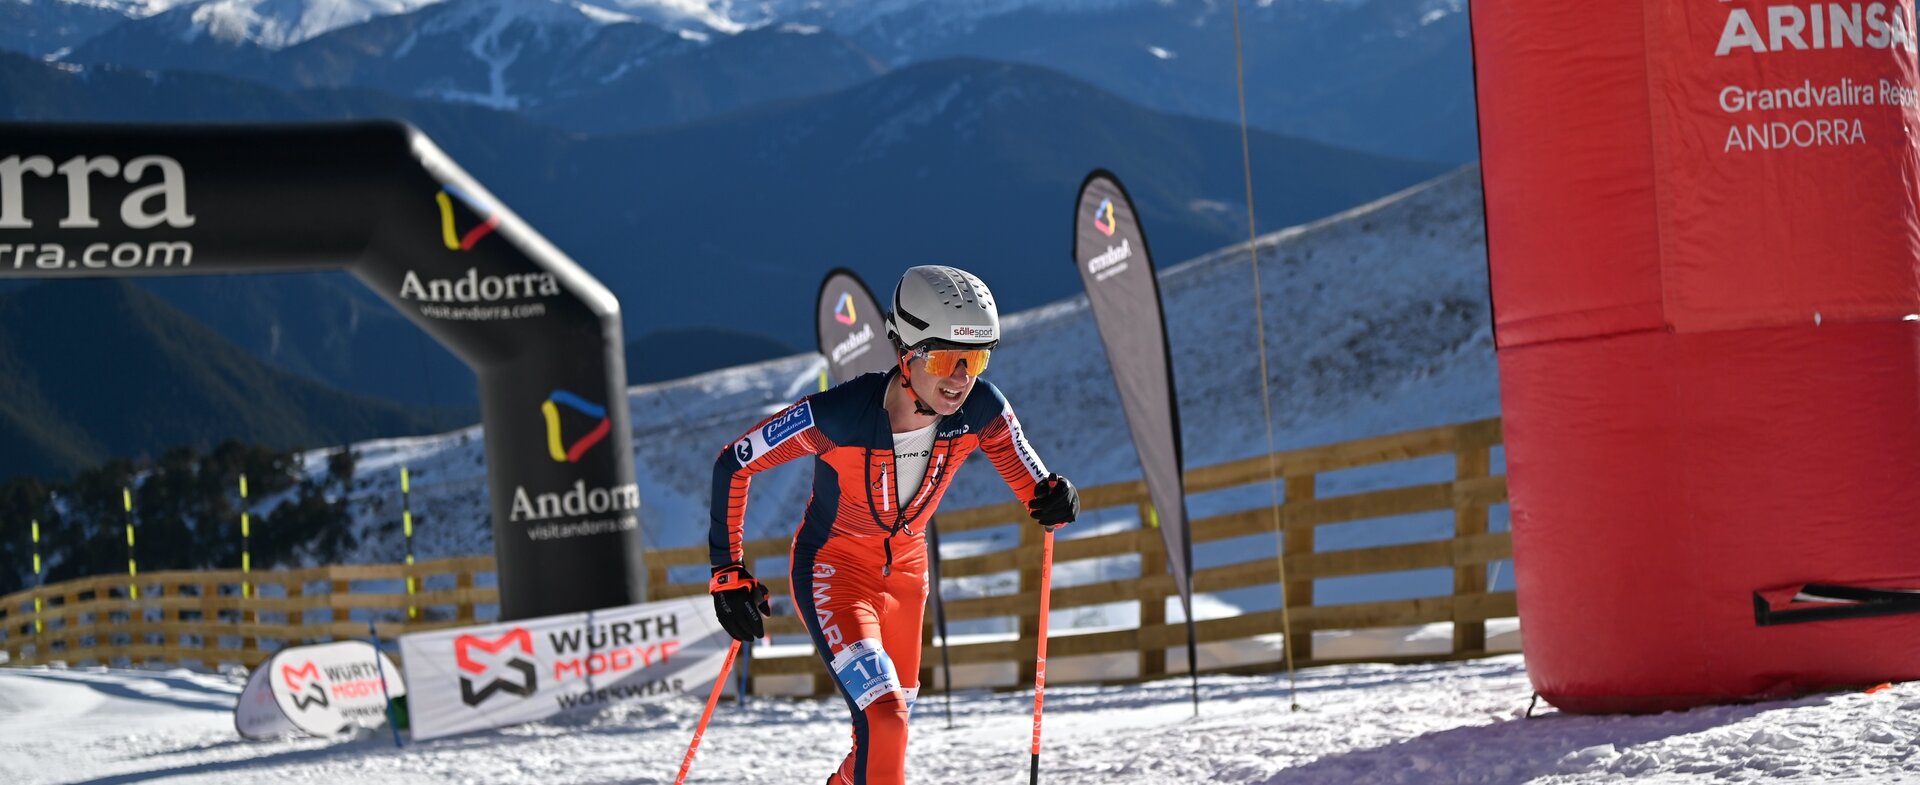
[709,563,759,594]
[1753,582,1920,626]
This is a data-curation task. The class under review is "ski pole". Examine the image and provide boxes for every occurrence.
[368,619,403,749]
[1029,525,1057,785]
[930,516,956,729]
[674,639,743,785]
[737,637,753,707]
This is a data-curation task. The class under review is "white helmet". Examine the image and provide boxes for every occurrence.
[887,265,1000,351]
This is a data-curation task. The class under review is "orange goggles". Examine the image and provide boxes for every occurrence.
[914,346,991,376]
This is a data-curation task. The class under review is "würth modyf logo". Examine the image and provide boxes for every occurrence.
[455,628,537,706]
[281,661,331,711]
[435,184,499,251]
[543,390,611,463]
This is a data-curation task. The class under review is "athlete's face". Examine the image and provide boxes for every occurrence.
[906,350,979,416]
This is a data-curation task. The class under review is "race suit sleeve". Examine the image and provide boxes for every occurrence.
[977,387,1049,505]
[710,397,834,567]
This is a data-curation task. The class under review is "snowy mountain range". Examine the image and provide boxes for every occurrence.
[24,0,1477,161]
[2,48,1445,363]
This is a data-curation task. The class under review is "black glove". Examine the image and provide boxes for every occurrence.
[1027,474,1079,529]
[709,562,771,641]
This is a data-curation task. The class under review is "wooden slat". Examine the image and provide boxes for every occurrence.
[929,420,1494,533]
[644,544,708,570]
[939,528,1150,578]
[651,577,794,601]
[1185,419,1499,492]
[329,588,500,609]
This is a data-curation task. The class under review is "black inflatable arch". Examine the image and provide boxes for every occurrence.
[0,122,642,620]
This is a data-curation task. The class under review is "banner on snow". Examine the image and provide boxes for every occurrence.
[816,267,893,385]
[235,640,405,740]
[399,594,730,740]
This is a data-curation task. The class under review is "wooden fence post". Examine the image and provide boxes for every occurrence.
[199,581,217,666]
[1284,475,1316,665]
[1453,446,1491,654]
[32,589,47,665]
[1017,518,1042,687]
[457,569,476,622]
[330,570,351,643]
[241,576,258,657]
[66,587,83,663]
[286,578,304,649]
[1137,504,1168,680]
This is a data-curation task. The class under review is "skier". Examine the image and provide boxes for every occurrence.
[708,265,1079,785]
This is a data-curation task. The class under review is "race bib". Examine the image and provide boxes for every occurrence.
[829,638,901,710]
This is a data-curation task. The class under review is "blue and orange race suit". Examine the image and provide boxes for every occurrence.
[711,369,1050,785]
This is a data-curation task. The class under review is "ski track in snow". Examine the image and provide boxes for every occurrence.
[5,656,1920,784]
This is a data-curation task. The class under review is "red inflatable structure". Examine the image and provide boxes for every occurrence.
[1473,0,1920,712]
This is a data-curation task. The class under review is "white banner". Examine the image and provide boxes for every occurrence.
[399,595,731,741]
[234,640,406,739]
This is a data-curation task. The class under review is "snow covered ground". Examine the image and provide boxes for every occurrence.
[6,654,1920,785]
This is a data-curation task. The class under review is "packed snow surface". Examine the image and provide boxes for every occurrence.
[5,655,1920,784]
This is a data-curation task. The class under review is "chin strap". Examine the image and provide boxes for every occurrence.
[897,353,938,416]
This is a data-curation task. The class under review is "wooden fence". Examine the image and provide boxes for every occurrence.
[0,557,496,669]
[0,418,1512,694]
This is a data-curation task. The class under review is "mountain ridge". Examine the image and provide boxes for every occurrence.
[28,0,1475,161]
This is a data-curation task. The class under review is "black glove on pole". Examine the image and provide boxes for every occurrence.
[709,562,771,641]
[1027,474,1080,528]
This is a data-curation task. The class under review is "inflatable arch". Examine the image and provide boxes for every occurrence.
[0,122,642,620]
[1474,2,1920,711]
